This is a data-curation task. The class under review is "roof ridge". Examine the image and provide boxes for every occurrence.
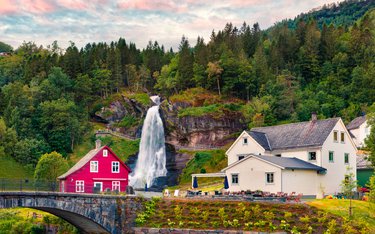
[251,117,340,131]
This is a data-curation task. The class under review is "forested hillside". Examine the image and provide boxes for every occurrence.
[0,0,374,170]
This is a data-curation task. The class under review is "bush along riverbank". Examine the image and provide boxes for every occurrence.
[135,198,369,233]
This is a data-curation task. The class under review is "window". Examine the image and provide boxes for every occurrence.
[344,153,349,164]
[238,155,245,161]
[308,152,316,161]
[340,132,345,143]
[243,137,248,145]
[75,180,84,193]
[103,149,108,157]
[329,151,334,163]
[266,173,274,184]
[231,174,238,184]
[333,131,338,142]
[90,161,98,172]
[94,182,103,192]
[275,154,281,157]
[112,181,120,191]
[112,161,120,173]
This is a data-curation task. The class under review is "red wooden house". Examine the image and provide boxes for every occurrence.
[58,140,131,193]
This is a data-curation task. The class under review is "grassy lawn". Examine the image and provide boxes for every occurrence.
[307,199,375,232]
[0,155,33,179]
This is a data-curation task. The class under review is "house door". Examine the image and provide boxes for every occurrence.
[61,181,65,192]
[94,182,103,192]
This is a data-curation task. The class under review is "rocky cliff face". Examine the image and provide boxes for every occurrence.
[95,96,246,148]
[160,101,245,148]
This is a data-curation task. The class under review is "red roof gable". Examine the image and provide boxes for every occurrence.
[58,145,131,179]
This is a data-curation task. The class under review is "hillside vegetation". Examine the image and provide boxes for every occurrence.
[0,0,374,175]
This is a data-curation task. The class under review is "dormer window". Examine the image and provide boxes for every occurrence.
[333,131,338,142]
[308,152,316,161]
[243,137,248,145]
[103,149,108,157]
[238,155,245,161]
[340,132,345,143]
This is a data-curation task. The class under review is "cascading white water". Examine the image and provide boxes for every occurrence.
[129,95,167,188]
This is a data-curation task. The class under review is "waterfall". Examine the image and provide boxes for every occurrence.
[129,95,167,188]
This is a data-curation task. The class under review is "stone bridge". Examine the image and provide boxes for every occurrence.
[0,192,145,234]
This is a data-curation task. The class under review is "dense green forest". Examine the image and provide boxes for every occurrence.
[0,0,374,168]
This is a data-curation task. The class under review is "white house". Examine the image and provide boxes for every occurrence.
[346,115,371,148]
[222,114,357,197]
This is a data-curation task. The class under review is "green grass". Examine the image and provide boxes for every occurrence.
[0,155,33,179]
[178,149,227,185]
[307,199,375,232]
[99,136,140,162]
[114,115,140,129]
[68,122,140,163]
[178,104,222,118]
[126,92,151,106]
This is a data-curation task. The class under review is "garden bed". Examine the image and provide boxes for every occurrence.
[135,198,369,233]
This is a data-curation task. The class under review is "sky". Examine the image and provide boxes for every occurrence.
[0,0,341,51]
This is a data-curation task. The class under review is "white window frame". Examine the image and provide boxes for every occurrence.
[112,161,120,173]
[75,180,84,193]
[266,172,274,184]
[329,151,334,163]
[231,174,239,185]
[308,152,317,161]
[333,130,338,142]
[103,149,108,157]
[344,153,349,164]
[94,182,103,192]
[112,181,120,191]
[243,137,248,145]
[340,131,345,143]
[90,161,98,172]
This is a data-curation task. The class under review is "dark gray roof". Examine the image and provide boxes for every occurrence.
[357,153,373,169]
[347,116,366,130]
[249,118,340,150]
[247,131,271,151]
[255,155,326,171]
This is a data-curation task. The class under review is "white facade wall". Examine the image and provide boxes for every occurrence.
[349,120,371,148]
[226,131,266,165]
[225,157,282,193]
[321,120,357,194]
[273,148,323,167]
[358,121,370,147]
[282,170,321,196]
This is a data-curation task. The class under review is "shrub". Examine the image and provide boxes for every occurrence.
[201,211,209,222]
[174,205,183,220]
[299,215,310,223]
[279,220,290,231]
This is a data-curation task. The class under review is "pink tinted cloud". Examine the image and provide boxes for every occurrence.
[22,0,56,14]
[118,0,187,12]
[57,0,87,10]
[0,0,18,14]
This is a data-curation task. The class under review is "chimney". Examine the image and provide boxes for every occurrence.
[311,112,317,122]
[95,139,102,149]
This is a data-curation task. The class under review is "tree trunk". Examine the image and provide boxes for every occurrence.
[216,76,221,96]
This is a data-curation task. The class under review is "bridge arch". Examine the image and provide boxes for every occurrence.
[0,192,144,234]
